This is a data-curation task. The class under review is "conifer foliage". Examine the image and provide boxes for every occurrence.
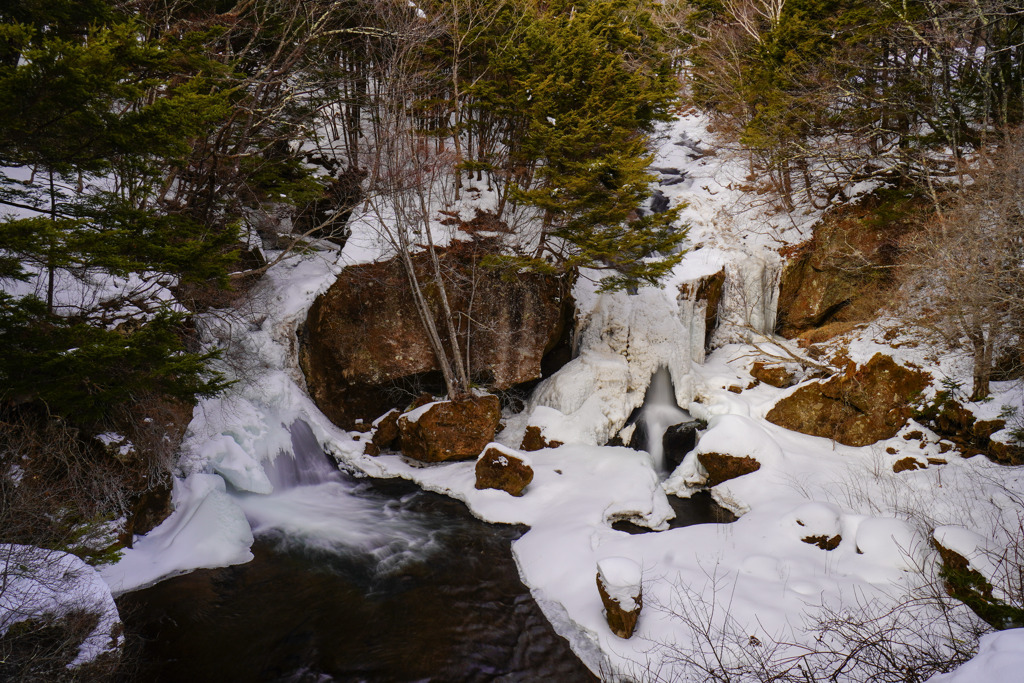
[0,1,237,425]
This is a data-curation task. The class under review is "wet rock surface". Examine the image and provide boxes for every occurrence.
[662,420,702,472]
[300,248,572,429]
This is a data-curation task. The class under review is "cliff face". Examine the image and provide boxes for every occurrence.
[299,247,573,428]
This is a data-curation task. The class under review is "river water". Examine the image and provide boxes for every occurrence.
[118,422,597,682]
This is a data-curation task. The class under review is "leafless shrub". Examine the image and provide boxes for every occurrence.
[633,576,983,682]
[902,131,1024,400]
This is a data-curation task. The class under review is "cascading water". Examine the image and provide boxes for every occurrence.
[121,419,597,681]
[635,367,691,472]
[232,420,437,565]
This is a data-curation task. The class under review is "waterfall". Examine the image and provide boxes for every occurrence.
[635,367,691,472]
[232,421,436,563]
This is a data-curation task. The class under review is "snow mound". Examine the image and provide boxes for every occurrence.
[101,473,254,594]
[0,545,121,668]
[695,414,784,463]
[927,629,1024,682]
[854,517,930,571]
[785,502,843,540]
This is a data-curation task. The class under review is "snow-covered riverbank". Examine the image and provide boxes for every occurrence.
[97,111,1024,681]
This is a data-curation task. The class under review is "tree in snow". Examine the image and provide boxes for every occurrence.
[0,4,239,425]
[908,131,1024,400]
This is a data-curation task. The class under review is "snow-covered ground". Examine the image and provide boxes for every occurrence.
[1,544,121,668]
[95,110,1024,680]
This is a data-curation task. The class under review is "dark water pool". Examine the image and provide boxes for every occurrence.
[118,476,598,683]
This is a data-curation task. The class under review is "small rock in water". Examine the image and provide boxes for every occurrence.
[662,420,703,472]
[596,557,642,639]
[475,445,534,496]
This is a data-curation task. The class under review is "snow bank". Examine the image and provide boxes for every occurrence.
[928,629,1024,682]
[1,545,121,667]
[101,473,254,594]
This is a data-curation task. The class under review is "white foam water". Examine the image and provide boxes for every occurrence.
[639,367,691,471]
[231,421,440,571]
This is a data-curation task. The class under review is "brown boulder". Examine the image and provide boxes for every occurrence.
[766,353,930,447]
[596,558,643,639]
[750,362,796,388]
[371,409,401,450]
[520,425,564,451]
[398,395,501,462]
[300,248,572,429]
[475,446,534,496]
[696,452,761,487]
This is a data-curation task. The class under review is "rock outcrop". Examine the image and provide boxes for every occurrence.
[596,558,643,639]
[915,394,1024,464]
[776,202,911,339]
[696,452,761,487]
[766,353,930,447]
[475,445,534,496]
[397,395,501,463]
[300,245,572,428]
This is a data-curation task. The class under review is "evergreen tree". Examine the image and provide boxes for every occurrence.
[514,0,687,290]
[0,2,235,426]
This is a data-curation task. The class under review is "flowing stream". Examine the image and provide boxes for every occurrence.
[119,422,597,682]
[118,368,732,680]
[636,367,692,472]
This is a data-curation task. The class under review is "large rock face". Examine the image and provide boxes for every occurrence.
[300,246,572,428]
[776,202,910,338]
[398,395,501,463]
[766,353,930,447]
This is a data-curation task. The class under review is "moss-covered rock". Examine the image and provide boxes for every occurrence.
[766,353,930,447]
